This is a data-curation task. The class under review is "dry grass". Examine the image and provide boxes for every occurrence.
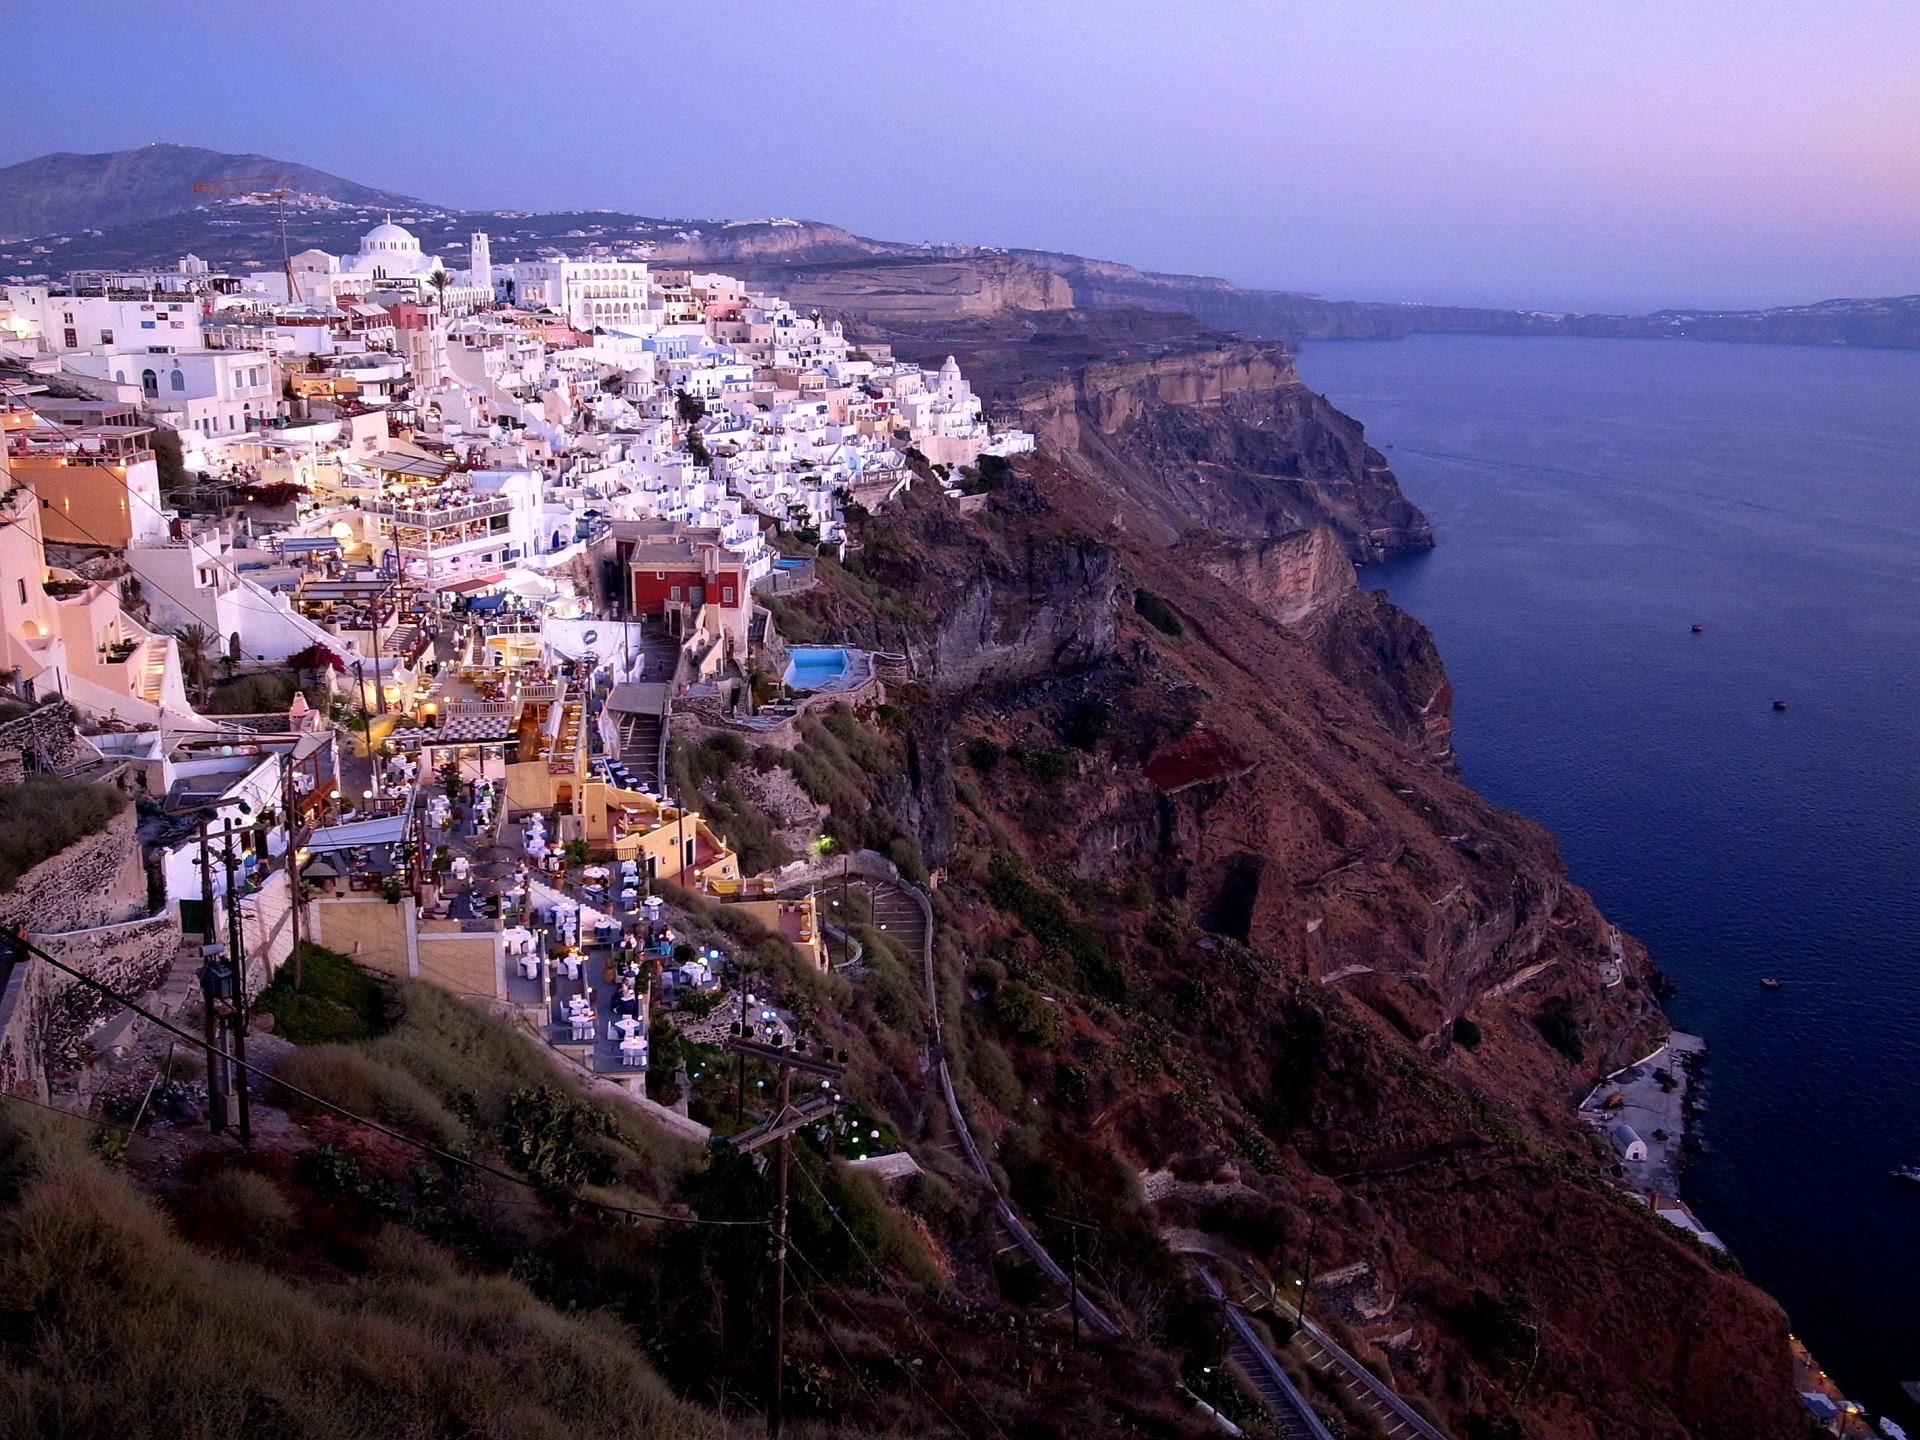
[0,1107,739,1440]
[0,775,127,892]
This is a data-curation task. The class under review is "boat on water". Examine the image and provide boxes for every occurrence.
[1691,623,1705,633]
[1891,1166,1920,1185]
[1773,699,1789,711]
[1759,977,1784,990]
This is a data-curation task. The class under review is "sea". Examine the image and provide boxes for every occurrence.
[1296,333,1920,1419]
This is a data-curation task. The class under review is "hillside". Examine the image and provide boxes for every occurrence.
[4,145,1917,347]
[0,144,426,241]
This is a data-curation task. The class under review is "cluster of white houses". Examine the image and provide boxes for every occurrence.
[0,219,1027,1077]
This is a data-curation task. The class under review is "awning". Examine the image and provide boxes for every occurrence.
[437,571,506,594]
[305,813,408,852]
[366,452,454,479]
[278,537,341,554]
[468,593,509,613]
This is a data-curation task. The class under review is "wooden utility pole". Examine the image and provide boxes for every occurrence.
[1046,1211,1098,1347]
[218,823,253,1149]
[718,1031,846,1440]
[282,754,306,988]
[195,815,231,1134]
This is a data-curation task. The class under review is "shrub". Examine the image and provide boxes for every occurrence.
[1534,1002,1585,1063]
[1009,742,1071,781]
[965,737,1003,770]
[991,980,1063,1048]
[0,776,128,893]
[254,944,390,1044]
[1061,699,1111,751]
[1134,588,1184,637]
[201,673,300,714]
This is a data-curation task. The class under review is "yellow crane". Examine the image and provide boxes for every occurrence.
[191,173,302,302]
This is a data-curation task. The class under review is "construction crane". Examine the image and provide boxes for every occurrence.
[191,174,302,302]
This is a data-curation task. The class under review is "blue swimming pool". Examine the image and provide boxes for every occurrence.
[783,646,848,691]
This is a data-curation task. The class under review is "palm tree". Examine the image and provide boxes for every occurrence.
[173,623,216,702]
[428,268,452,302]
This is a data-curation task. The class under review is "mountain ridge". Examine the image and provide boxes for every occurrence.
[0,143,426,241]
[3,143,1916,347]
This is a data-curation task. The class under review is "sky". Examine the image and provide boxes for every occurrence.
[7,0,1919,312]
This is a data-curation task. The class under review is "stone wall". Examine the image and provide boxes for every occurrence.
[0,804,148,937]
[0,701,84,773]
[0,913,176,1101]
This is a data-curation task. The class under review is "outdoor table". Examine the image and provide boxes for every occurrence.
[569,1015,595,1042]
[560,955,582,981]
[517,955,540,980]
[619,1037,646,1067]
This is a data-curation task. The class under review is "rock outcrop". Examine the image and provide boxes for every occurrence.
[876,310,1433,562]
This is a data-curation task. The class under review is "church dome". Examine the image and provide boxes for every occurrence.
[361,220,420,253]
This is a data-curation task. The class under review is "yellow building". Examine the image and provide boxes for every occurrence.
[7,423,167,549]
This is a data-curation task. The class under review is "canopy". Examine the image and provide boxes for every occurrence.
[305,807,411,853]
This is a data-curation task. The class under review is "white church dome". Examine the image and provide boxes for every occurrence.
[361,220,420,253]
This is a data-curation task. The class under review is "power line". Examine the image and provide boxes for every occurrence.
[784,1235,975,1440]
[6,931,763,1230]
[791,1160,1017,1440]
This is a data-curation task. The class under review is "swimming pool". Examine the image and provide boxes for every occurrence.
[783,646,848,691]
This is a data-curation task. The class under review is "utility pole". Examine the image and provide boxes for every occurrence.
[219,822,253,1148]
[282,754,305,989]
[718,1030,846,1440]
[195,815,233,1134]
[353,660,379,802]
[1046,1211,1098,1347]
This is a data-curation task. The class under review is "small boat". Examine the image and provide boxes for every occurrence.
[1773,700,1789,711]
[1759,977,1784,990]
[1691,623,1704,633]
[1893,1166,1920,1185]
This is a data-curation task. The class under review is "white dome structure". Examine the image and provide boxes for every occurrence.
[344,216,442,279]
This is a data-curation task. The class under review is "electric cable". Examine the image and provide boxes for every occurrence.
[4,932,764,1229]
[791,1159,1017,1440]
[784,1233,975,1439]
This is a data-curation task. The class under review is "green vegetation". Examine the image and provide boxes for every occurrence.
[991,980,1063,1047]
[0,775,127,893]
[1133,587,1184,637]
[254,944,391,1044]
[964,736,1003,770]
[668,733,791,876]
[201,672,305,715]
[985,853,1126,1003]
[0,1107,733,1440]
[1533,1000,1585,1063]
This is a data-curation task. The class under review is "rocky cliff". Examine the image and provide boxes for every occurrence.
[763,340,1801,1436]
[875,310,1433,561]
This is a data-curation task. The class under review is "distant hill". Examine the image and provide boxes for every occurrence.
[4,144,1916,349]
[0,144,427,241]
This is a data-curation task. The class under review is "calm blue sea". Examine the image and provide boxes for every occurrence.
[1297,334,1920,1418]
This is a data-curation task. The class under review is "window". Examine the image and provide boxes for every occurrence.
[723,586,735,604]
[669,586,681,601]
[15,580,24,605]
[99,329,112,345]
[170,370,185,391]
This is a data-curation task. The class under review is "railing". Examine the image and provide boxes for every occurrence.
[363,496,512,526]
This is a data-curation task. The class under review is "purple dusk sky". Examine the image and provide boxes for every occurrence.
[8,0,1917,311]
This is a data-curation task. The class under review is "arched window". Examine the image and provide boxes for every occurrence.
[169,370,185,391]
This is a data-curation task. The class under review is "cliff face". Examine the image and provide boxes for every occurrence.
[775,342,1801,1435]
[877,311,1433,561]
[727,254,1073,319]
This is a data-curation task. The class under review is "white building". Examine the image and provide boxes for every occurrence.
[502,258,651,331]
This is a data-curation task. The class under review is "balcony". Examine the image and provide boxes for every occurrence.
[365,495,512,527]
